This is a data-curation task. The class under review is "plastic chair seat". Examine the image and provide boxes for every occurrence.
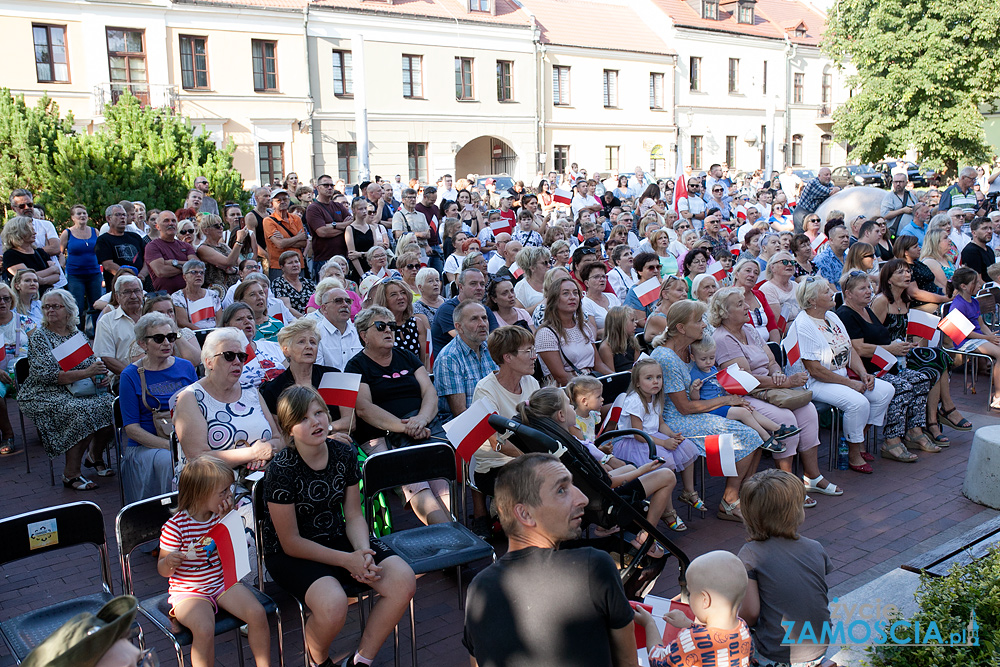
[379,523,493,575]
[0,591,115,660]
[138,587,277,648]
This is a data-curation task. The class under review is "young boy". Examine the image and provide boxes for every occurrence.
[635,550,753,666]
[688,337,799,453]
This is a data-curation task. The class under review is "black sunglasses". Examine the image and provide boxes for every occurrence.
[215,350,249,363]
[370,321,399,332]
[577,248,597,256]
[402,263,421,270]
[146,332,179,344]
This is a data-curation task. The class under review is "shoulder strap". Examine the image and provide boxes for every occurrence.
[267,215,295,238]
[539,325,583,375]
[135,359,162,412]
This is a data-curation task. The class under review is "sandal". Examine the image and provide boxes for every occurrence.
[663,510,687,532]
[803,474,844,496]
[904,433,941,453]
[62,475,97,491]
[804,495,817,508]
[678,490,707,513]
[939,407,972,431]
[860,451,875,462]
[760,435,787,454]
[924,423,951,446]
[83,453,115,477]
[0,438,16,456]
[717,498,743,522]
[629,537,665,559]
[848,462,873,474]
[880,442,918,462]
[773,424,803,440]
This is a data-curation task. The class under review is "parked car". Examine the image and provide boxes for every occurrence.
[793,168,816,182]
[831,165,886,188]
[475,175,515,193]
[874,160,929,188]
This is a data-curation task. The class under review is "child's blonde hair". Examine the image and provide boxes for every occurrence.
[516,387,570,424]
[177,455,235,513]
[690,336,716,356]
[629,358,664,416]
[565,376,602,408]
[739,469,805,541]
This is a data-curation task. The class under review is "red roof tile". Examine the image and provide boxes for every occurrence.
[650,0,826,45]
[174,0,308,9]
[308,0,532,26]
[519,0,674,55]
[754,0,827,46]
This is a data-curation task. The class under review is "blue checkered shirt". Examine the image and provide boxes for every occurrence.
[815,247,845,288]
[797,178,835,213]
[432,336,498,417]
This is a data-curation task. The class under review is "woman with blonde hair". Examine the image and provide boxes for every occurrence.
[513,245,551,312]
[842,241,878,278]
[550,239,572,270]
[371,278,429,365]
[196,212,244,292]
[919,227,957,291]
[11,268,42,323]
[2,216,61,289]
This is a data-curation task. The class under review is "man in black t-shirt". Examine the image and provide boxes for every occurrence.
[464,454,637,667]
[96,204,146,290]
[961,217,996,283]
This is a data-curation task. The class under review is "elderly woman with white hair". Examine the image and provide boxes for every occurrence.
[171,259,220,330]
[173,326,282,479]
[513,246,552,313]
[19,288,115,490]
[413,267,445,326]
[788,276,894,474]
[759,251,800,334]
[119,311,198,503]
[1,216,61,289]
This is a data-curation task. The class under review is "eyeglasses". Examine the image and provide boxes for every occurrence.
[326,297,352,305]
[215,350,249,363]
[403,263,421,270]
[318,183,335,188]
[146,332,179,343]
[862,254,875,259]
[369,321,399,332]
[712,188,724,193]
[185,270,205,276]
[119,288,144,296]
[42,303,65,311]
[0,296,10,304]
[778,260,796,266]
[847,270,869,278]
[179,229,195,235]
[516,348,537,358]
[210,223,225,230]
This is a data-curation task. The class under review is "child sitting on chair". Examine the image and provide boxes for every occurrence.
[688,337,799,453]
[634,550,753,666]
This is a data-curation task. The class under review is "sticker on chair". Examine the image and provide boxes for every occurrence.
[28,518,58,550]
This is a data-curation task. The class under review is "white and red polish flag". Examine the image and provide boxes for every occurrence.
[907,309,940,340]
[443,398,498,463]
[426,336,434,370]
[0,333,6,365]
[205,511,251,591]
[716,366,760,395]
[188,295,217,326]
[490,218,512,235]
[730,245,742,258]
[938,309,975,346]
[634,277,662,307]
[553,188,572,205]
[599,393,627,436]
[811,234,828,253]
[318,372,362,409]
[52,332,93,371]
[510,262,524,279]
[705,433,738,477]
[672,151,687,214]
[782,327,801,366]
[707,258,727,282]
[240,331,256,363]
[375,266,388,280]
[871,346,897,377]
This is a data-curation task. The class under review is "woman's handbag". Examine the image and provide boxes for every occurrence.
[136,361,173,439]
[750,387,813,411]
[67,377,98,397]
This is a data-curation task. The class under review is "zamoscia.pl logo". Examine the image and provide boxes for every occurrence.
[781,598,979,647]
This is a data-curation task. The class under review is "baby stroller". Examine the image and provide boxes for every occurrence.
[488,414,690,598]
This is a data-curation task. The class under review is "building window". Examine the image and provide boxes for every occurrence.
[33,24,69,83]
[820,134,832,166]
[402,55,423,98]
[650,73,664,109]
[408,142,428,183]
[793,73,804,104]
[333,50,353,97]
[728,58,739,94]
[690,57,701,92]
[469,0,490,10]
[603,70,618,108]
[258,143,283,187]
[760,124,767,169]
[455,57,474,100]
[107,28,147,103]
[179,36,209,90]
[338,142,358,184]
[553,66,570,105]
[738,0,754,24]
[821,72,832,104]
[726,136,737,169]
[496,60,513,102]
[251,39,278,92]
[791,134,803,166]
[702,0,718,19]
[605,146,620,172]
[762,60,767,95]
[553,145,569,173]
[690,136,703,170]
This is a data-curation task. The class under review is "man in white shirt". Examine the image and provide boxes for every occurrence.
[93,274,144,375]
[678,177,707,231]
[571,180,601,219]
[10,190,61,257]
[628,165,651,194]
[312,287,363,370]
[391,174,404,202]
[778,166,803,202]
[438,174,459,203]
[704,164,725,195]
[486,233,512,274]
[948,206,972,254]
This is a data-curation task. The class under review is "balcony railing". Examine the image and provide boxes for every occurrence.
[93,83,178,116]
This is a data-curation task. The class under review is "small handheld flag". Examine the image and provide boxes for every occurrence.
[599,393,626,436]
[443,398,498,463]
[782,328,801,366]
[707,258,727,282]
[510,262,524,279]
[716,366,760,395]
[318,372,362,409]
[871,346,896,377]
[188,295,217,325]
[51,332,93,372]
[205,511,251,591]
[704,434,738,477]
[907,309,940,340]
[552,188,572,205]
[634,277,662,308]
[938,309,975,346]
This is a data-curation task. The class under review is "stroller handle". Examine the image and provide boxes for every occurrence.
[594,429,658,461]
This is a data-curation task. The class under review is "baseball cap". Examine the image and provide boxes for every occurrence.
[270,188,289,198]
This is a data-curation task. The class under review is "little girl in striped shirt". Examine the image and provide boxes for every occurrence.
[158,455,271,667]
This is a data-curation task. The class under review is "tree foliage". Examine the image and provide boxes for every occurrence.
[823,0,1000,172]
[0,90,75,213]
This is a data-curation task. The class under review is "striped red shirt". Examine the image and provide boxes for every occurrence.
[159,510,226,598]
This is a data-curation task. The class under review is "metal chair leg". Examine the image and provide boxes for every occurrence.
[409,598,417,667]
[236,629,245,665]
[275,607,284,667]
[17,409,28,474]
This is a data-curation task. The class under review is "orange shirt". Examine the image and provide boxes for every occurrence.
[262,210,305,268]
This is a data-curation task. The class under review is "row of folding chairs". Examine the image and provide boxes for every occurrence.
[0,442,493,667]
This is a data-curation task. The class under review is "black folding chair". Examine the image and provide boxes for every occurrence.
[0,501,120,662]
[599,371,631,406]
[112,397,126,506]
[194,329,214,349]
[13,358,47,482]
[362,443,494,667]
[115,492,284,667]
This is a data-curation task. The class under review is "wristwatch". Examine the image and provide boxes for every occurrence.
[171,260,181,268]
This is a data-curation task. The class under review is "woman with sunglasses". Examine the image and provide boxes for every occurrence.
[394,250,422,300]
[760,252,800,335]
[682,247,711,299]
[196,213,245,292]
[668,219,692,258]
[487,276,533,331]
[119,311,198,503]
[176,215,203,248]
[802,214,824,251]
[174,327,282,490]
[371,278,429,364]
[219,301,285,389]
[134,294,202,367]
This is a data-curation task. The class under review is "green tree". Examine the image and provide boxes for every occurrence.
[0,90,75,215]
[44,92,245,227]
[823,0,1000,174]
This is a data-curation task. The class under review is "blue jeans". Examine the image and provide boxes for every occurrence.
[67,272,104,333]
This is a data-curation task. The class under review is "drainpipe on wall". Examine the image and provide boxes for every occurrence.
[302,4,316,178]
[531,15,544,173]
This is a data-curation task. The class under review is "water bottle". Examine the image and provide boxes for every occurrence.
[94,373,106,394]
[836,437,849,470]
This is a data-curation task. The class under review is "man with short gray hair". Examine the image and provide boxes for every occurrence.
[948,206,972,253]
[939,166,986,217]
[94,274,145,374]
[313,287,362,370]
[880,172,915,234]
[96,204,147,291]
